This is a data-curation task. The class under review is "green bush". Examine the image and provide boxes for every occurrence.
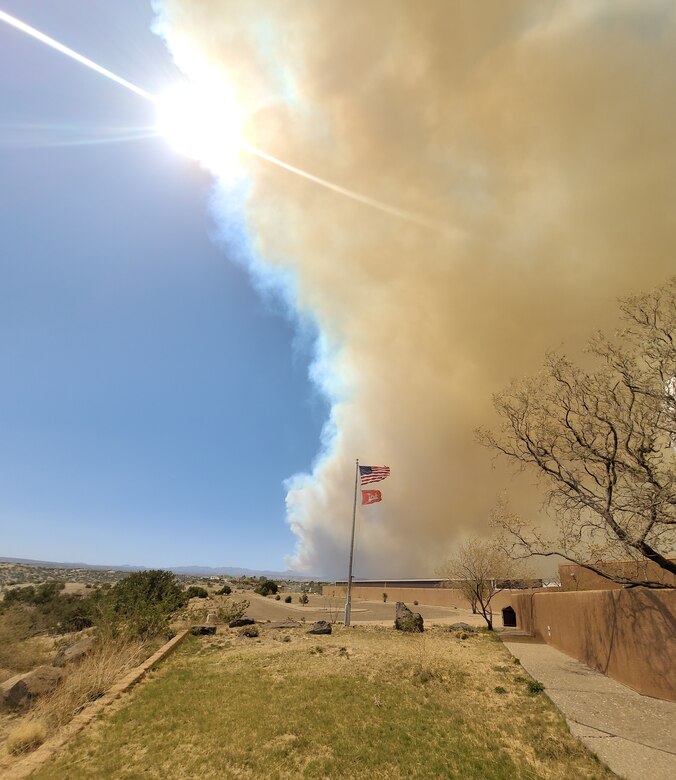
[275,594,281,600]
[2,583,97,634]
[494,686,507,694]
[527,680,545,695]
[2,586,37,606]
[254,580,278,597]
[298,593,309,605]
[284,595,292,603]
[216,600,250,624]
[108,570,186,639]
[185,586,209,599]
[216,584,232,595]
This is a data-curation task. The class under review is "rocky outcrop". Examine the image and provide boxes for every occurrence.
[307,620,332,635]
[53,636,96,667]
[1,665,64,708]
[394,602,424,632]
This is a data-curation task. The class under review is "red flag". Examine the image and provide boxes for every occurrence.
[361,489,382,505]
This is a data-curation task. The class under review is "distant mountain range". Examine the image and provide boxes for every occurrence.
[0,557,320,581]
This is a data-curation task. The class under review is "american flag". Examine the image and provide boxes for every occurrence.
[359,465,390,485]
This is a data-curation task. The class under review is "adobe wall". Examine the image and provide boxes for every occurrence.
[511,588,676,701]
[559,560,676,591]
[323,585,515,612]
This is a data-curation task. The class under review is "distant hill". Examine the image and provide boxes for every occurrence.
[0,557,319,581]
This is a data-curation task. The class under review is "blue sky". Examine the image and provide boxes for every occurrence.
[0,0,327,570]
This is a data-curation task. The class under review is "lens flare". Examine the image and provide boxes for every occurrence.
[0,7,456,235]
[155,83,243,174]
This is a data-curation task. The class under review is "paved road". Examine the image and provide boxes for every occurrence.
[501,632,676,780]
[243,591,488,626]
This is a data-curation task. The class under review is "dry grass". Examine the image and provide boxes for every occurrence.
[6,719,47,755]
[34,626,614,779]
[0,636,151,770]
[31,639,147,732]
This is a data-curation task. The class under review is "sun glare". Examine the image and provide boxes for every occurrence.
[156,82,243,173]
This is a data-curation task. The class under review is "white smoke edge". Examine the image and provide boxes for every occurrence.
[150,6,344,576]
[208,177,347,575]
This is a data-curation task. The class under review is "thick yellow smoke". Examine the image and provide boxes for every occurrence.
[153,1,676,576]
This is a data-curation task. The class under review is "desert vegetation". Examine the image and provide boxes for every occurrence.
[32,626,613,779]
[0,568,252,769]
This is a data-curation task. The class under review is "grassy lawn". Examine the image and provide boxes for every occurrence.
[33,626,613,779]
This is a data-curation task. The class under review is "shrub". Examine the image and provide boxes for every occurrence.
[284,595,292,603]
[494,686,507,694]
[2,584,98,635]
[7,720,47,755]
[47,595,96,633]
[255,580,278,597]
[216,585,232,596]
[413,600,419,606]
[527,680,545,695]
[299,593,309,606]
[185,586,209,600]
[240,625,259,638]
[382,592,388,602]
[108,570,185,640]
[2,586,37,607]
[275,594,281,600]
[216,599,249,625]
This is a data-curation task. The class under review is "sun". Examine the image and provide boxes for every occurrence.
[155,82,244,173]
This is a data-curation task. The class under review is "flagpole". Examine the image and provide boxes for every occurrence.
[344,458,359,627]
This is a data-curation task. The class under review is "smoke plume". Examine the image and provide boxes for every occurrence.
[153,1,676,577]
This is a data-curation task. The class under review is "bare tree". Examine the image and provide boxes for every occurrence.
[439,537,525,630]
[479,277,675,588]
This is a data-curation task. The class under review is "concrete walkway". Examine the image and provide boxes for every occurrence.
[501,632,676,780]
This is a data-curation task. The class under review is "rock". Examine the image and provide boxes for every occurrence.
[448,622,476,632]
[53,636,96,667]
[190,625,217,636]
[307,620,332,635]
[1,666,64,708]
[394,602,424,633]
[228,617,255,628]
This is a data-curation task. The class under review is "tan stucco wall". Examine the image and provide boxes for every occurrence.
[512,588,676,701]
[322,585,516,613]
[559,560,676,591]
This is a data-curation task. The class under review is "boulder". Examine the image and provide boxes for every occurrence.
[448,622,476,632]
[228,617,255,628]
[394,602,424,633]
[307,620,332,635]
[191,625,217,636]
[53,636,96,667]
[1,666,64,708]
